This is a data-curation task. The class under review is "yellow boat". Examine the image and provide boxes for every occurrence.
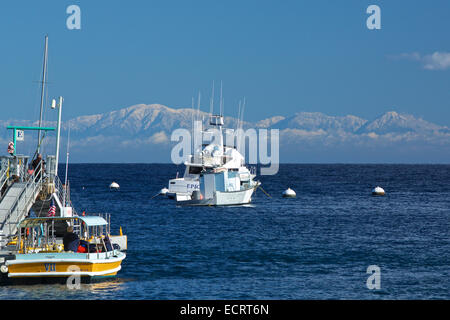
[0,216,126,285]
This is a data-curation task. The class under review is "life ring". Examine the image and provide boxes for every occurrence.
[7,141,14,155]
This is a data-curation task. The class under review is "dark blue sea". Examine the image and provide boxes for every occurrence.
[1,164,449,299]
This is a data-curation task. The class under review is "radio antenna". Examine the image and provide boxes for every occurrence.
[209,80,215,116]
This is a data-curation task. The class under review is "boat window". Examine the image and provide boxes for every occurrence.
[189,167,202,174]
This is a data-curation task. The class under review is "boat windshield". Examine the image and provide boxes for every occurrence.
[188,166,202,175]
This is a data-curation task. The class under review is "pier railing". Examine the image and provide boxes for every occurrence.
[0,159,9,200]
[0,160,44,242]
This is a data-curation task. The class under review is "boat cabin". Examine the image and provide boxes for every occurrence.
[15,215,114,254]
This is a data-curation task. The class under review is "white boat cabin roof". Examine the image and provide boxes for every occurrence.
[19,216,108,228]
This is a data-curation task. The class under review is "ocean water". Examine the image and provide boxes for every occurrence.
[0,164,449,300]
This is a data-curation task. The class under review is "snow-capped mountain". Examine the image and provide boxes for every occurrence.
[0,104,449,162]
[266,112,367,133]
[356,111,443,134]
[67,104,246,137]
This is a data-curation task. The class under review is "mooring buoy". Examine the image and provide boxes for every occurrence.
[283,188,296,198]
[110,182,120,190]
[372,186,385,196]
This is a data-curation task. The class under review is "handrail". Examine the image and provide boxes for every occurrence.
[0,160,44,237]
[53,174,65,205]
[0,162,9,198]
[10,161,43,233]
[53,174,78,216]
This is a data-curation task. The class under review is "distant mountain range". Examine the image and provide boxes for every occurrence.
[1,104,449,163]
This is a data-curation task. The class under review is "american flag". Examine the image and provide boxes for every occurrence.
[47,200,56,217]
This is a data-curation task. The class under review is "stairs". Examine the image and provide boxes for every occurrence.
[0,177,43,247]
[0,230,6,248]
[0,156,76,250]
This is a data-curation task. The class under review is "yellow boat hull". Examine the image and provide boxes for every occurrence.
[2,252,125,284]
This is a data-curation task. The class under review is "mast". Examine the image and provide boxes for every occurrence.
[240,97,246,131]
[37,35,49,153]
[191,96,194,157]
[219,81,223,116]
[222,97,225,119]
[209,80,215,116]
[197,91,201,122]
[237,100,242,131]
[54,97,63,177]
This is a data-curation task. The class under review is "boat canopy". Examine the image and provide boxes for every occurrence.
[78,216,108,226]
[18,216,108,228]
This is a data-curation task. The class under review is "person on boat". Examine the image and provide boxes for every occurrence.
[63,226,80,252]
[31,154,45,179]
[104,235,113,251]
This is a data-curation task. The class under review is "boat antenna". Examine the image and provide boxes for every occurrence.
[209,80,215,116]
[222,97,225,119]
[219,81,223,116]
[37,35,49,154]
[191,96,194,154]
[236,100,242,131]
[197,91,201,122]
[235,100,243,151]
[240,97,246,131]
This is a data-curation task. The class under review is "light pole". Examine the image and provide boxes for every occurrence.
[52,96,63,177]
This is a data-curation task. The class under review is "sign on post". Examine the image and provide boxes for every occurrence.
[16,130,24,141]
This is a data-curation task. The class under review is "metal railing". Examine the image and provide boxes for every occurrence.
[53,174,78,216]
[0,160,44,239]
[53,174,65,206]
[0,159,9,199]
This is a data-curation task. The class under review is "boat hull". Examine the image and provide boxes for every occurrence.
[168,178,199,195]
[177,187,256,206]
[0,273,117,285]
[1,251,125,285]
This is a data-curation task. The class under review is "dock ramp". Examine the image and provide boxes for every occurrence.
[0,159,44,247]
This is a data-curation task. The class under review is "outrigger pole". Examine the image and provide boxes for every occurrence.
[37,35,49,154]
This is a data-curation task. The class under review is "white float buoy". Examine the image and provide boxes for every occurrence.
[283,188,296,198]
[372,186,385,196]
[159,187,169,195]
[109,182,120,190]
[0,265,8,273]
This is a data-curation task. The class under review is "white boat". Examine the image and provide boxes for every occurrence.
[175,114,260,206]
[168,84,259,205]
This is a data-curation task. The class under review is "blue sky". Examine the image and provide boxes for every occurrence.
[0,0,449,125]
